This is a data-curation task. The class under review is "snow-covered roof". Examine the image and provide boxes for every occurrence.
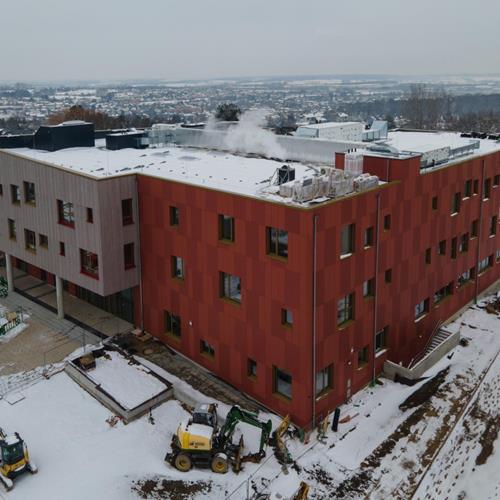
[385,131,499,155]
[299,122,361,129]
[4,142,323,205]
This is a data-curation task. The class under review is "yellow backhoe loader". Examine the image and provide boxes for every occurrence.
[0,428,37,491]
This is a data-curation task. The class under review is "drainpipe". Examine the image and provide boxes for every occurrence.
[135,176,145,332]
[372,193,381,385]
[474,160,486,304]
[312,214,318,429]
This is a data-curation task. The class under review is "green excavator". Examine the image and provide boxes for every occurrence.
[166,404,273,473]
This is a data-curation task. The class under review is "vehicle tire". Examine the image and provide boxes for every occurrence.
[211,453,228,474]
[174,453,192,472]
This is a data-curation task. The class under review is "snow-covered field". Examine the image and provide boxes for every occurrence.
[0,294,498,499]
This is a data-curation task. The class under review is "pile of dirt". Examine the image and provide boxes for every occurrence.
[399,367,450,411]
[485,297,500,315]
[132,478,213,499]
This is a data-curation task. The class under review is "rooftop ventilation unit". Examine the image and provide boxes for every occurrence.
[33,122,94,151]
[277,165,295,185]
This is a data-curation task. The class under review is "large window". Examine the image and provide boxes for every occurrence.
[375,327,388,352]
[358,347,369,368]
[273,366,292,399]
[490,216,497,237]
[415,298,429,320]
[164,310,181,338]
[340,223,355,256]
[10,184,20,204]
[200,340,215,358]
[24,229,36,252]
[219,214,235,242]
[220,272,241,303]
[8,219,16,240]
[57,199,75,227]
[23,181,36,204]
[337,292,354,325]
[80,249,99,278]
[434,283,453,304]
[478,255,493,274]
[267,227,288,258]
[451,192,461,214]
[315,365,333,397]
[171,256,184,279]
[122,199,133,225]
[124,243,135,269]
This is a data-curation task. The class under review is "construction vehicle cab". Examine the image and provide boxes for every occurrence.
[0,429,37,491]
[166,404,272,474]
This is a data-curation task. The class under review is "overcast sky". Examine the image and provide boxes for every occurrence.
[1,0,499,82]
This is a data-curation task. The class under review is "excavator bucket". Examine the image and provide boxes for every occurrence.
[292,481,310,500]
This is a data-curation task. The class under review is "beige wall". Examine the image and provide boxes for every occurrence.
[0,150,139,296]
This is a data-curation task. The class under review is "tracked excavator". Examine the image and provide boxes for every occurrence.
[0,428,37,491]
[166,404,272,473]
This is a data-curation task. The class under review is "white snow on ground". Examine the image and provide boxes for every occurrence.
[0,294,498,499]
[85,350,168,410]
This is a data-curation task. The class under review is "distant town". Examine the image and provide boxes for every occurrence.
[1,74,500,134]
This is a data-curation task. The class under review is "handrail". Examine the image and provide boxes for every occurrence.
[407,319,443,369]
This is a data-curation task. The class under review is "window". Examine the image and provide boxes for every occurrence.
[315,365,333,397]
[124,243,135,269]
[459,234,469,253]
[0,184,3,196]
[274,366,292,399]
[10,184,20,204]
[219,214,235,242]
[415,298,429,320]
[364,227,374,247]
[451,192,461,214]
[337,292,354,325]
[8,219,16,240]
[471,219,479,238]
[169,206,179,226]
[483,178,491,200]
[200,340,215,358]
[121,199,133,225]
[80,249,99,278]
[363,278,375,298]
[358,347,368,368]
[497,250,500,263]
[451,237,457,259]
[490,216,497,237]
[478,255,493,274]
[247,359,257,379]
[432,196,438,210]
[425,248,432,264]
[267,227,288,258]
[164,310,181,338]
[57,199,74,227]
[464,179,472,198]
[438,240,446,256]
[473,179,479,195]
[383,214,391,230]
[375,327,388,352]
[494,175,500,187]
[86,207,94,223]
[281,308,293,326]
[39,234,48,248]
[385,269,392,284]
[458,268,474,288]
[434,283,453,304]
[220,272,241,303]
[59,242,66,256]
[23,181,35,204]
[340,223,355,256]
[24,229,36,252]
[171,256,184,279]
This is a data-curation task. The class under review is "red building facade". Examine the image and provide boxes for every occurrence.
[138,149,500,428]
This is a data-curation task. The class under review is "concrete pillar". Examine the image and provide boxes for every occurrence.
[56,275,64,319]
[5,253,14,293]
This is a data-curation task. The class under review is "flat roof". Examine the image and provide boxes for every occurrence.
[298,122,361,129]
[385,131,499,155]
[4,141,324,205]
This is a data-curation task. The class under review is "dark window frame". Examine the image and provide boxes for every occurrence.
[164,310,181,338]
[218,214,235,242]
[80,249,99,279]
[121,199,134,226]
[267,226,289,259]
[124,242,135,270]
[57,199,75,228]
[273,366,292,400]
[220,271,242,303]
